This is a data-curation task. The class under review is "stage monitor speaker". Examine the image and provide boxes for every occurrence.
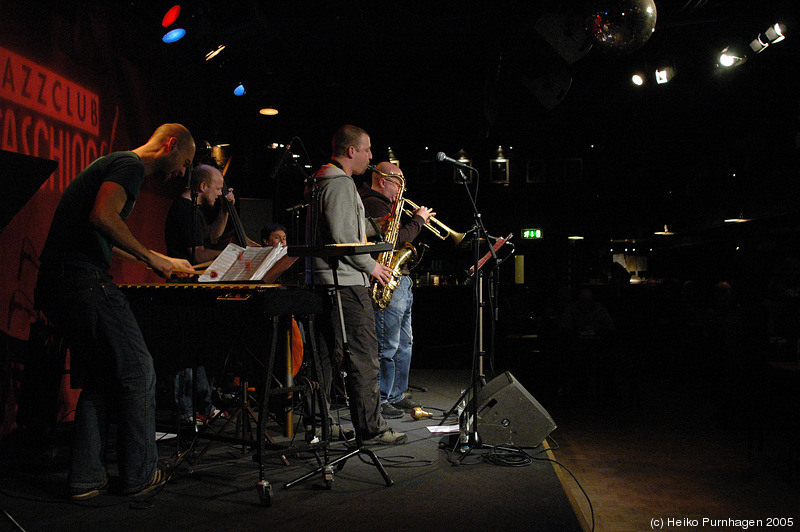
[475,371,556,448]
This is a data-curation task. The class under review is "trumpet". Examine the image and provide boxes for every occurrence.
[368,164,466,246]
[403,198,465,245]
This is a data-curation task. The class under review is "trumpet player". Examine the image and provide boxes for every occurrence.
[359,161,435,419]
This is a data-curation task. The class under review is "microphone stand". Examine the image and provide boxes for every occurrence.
[285,202,308,283]
[269,138,296,181]
[183,171,200,440]
[446,166,500,461]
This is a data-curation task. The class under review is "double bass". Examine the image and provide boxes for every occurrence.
[219,157,259,248]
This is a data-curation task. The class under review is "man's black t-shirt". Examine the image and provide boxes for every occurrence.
[39,151,144,272]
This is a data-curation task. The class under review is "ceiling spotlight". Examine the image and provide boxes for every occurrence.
[631,73,645,86]
[718,46,746,67]
[162,28,186,43]
[765,23,786,44]
[161,5,181,27]
[259,107,278,115]
[750,34,769,54]
[724,212,751,223]
[654,66,674,84]
[233,83,245,96]
[205,44,226,61]
[654,225,674,235]
[750,23,786,55]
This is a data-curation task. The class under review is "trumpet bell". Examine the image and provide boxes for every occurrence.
[403,197,466,246]
[450,231,466,246]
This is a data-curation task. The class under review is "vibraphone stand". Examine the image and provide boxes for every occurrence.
[255,311,329,506]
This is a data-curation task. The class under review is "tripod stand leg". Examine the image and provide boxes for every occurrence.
[283,445,393,489]
[342,448,393,487]
[439,386,469,425]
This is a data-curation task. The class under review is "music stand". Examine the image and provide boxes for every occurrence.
[283,242,394,489]
[0,150,58,234]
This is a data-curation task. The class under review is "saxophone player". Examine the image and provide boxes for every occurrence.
[304,125,407,445]
[359,162,435,419]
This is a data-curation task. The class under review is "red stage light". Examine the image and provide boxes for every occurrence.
[162,5,181,27]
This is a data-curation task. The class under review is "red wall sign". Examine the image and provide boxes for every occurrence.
[1,46,99,137]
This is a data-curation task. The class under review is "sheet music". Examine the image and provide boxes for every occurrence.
[198,243,287,283]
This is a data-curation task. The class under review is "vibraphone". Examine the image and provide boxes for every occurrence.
[119,282,329,505]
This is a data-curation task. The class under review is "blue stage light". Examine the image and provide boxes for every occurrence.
[162,28,186,43]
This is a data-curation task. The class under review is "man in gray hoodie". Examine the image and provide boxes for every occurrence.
[304,124,407,445]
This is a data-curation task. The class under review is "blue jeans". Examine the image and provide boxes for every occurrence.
[174,366,214,422]
[375,275,414,404]
[35,264,157,494]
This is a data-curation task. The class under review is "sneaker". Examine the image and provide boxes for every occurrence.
[304,423,356,442]
[380,402,404,419]
[391,397,421,411]
[68,478,108,501]
[130,468,169,497]
[196,407,226,425]
[331,423,355,441]
[366,428,408,445]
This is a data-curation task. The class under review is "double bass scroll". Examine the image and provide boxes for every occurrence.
[220,156,259,248]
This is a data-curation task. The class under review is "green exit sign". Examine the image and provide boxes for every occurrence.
[522,228,543,239]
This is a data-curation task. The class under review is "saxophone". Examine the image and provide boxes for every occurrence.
[367,164,418,310]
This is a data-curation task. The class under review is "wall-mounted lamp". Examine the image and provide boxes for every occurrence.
[490,146,509,184]
[387,147,400,167]
[454,149,474,184]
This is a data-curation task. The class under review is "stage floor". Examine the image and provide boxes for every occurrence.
[0,369,585,532]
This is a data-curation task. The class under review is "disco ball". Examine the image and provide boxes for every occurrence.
[585,0,657,54]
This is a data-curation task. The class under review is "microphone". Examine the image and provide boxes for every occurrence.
[269,139,294,181]
[436,152,474,170]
